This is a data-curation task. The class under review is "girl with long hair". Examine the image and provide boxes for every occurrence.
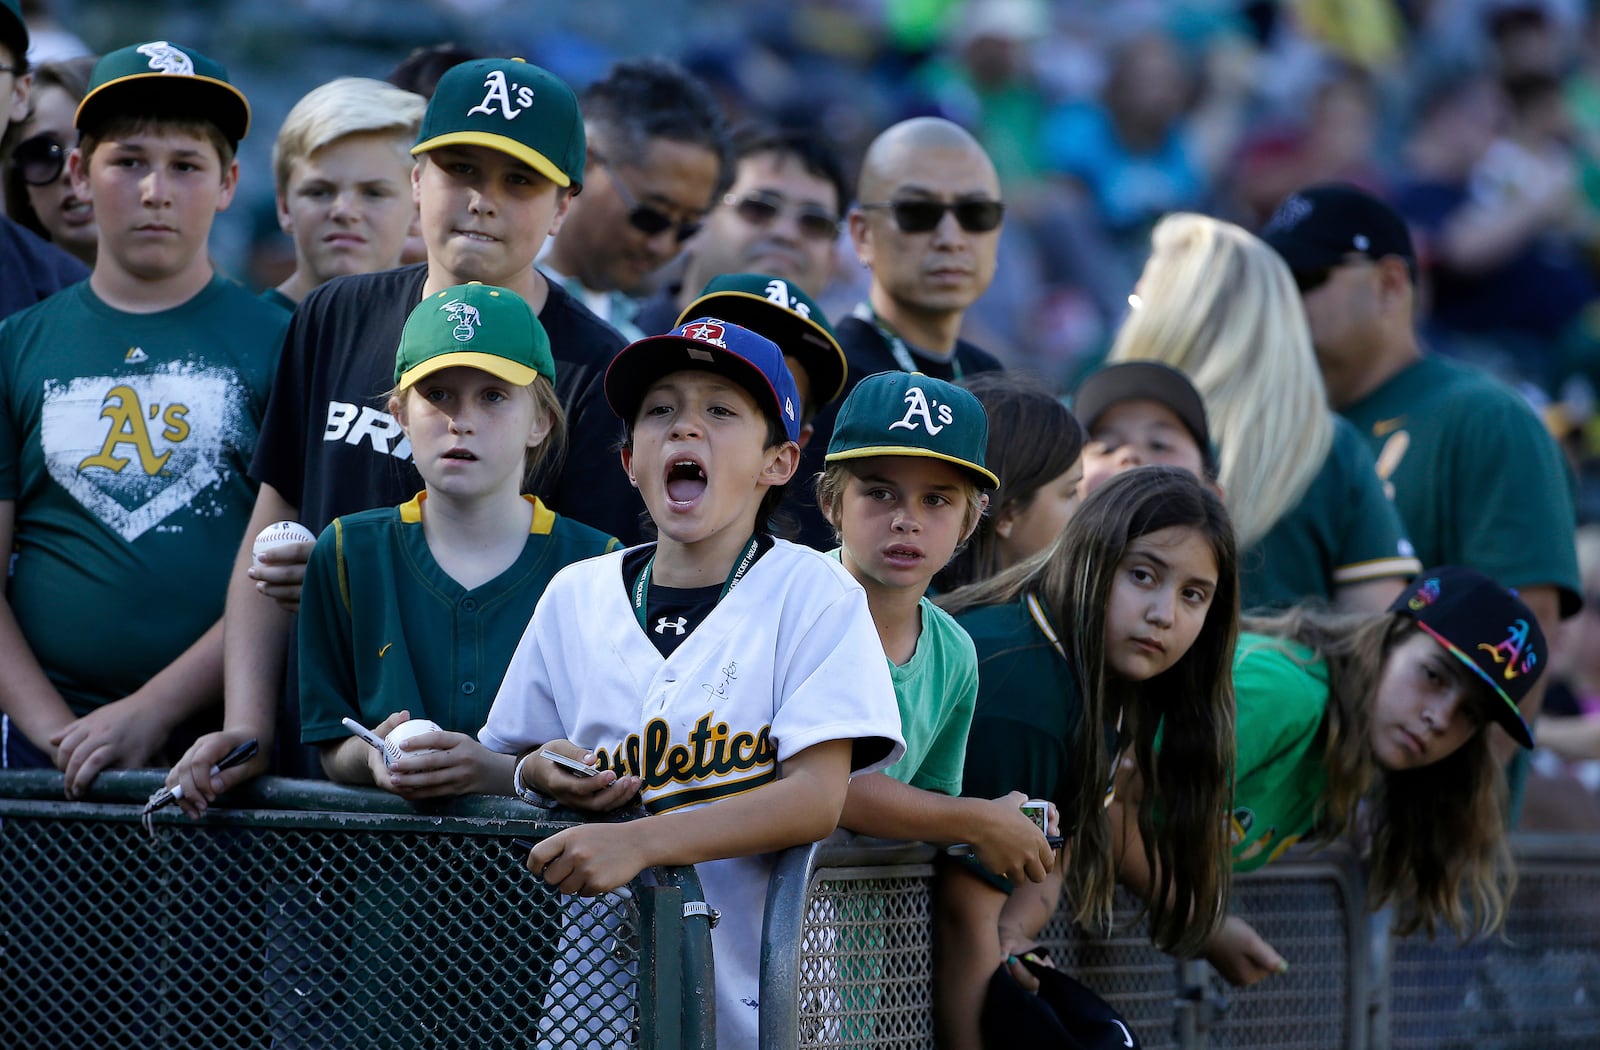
[933,465,1239,1049]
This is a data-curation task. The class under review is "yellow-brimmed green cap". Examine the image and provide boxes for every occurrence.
[678,273,847,410]
[76,41,251,145]
[395,283,555,388]
[411,58,584,189]
[827,370,998,488]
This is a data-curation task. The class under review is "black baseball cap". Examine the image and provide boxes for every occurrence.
[1071,361,1217,475]
[1260,183,1415,280]
[1390,566,1547,749]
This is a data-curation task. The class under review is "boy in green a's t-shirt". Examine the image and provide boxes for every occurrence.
[0,41,288,794]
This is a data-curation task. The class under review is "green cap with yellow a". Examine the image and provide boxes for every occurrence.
[395,283,555,388]
[412,58,584,189]
[76,41,251,145]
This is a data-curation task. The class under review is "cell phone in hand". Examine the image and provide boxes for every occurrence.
[1022,799,1050,835]
[539,747,601,778]
[341,717,389,762]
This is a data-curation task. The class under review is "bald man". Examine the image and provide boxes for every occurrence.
[791,117,1007,548]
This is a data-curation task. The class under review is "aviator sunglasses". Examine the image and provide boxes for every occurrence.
[725,190,840,241]
[13,133,70,187]
[858,198,1004,234]
[591,149,704,244]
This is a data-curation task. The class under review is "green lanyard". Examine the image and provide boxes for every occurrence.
[632,535,762,631]
[851,302,963,379]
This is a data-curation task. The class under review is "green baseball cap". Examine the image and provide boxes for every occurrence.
[0,0,26,65]
[395,283,555,388]
[76,41,251,145]
[677,273,847,410]
[412,58,584,189]
[827,370,998,488]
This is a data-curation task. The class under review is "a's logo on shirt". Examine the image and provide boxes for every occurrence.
[654,615,688,636]
[595,713,777,813]
[1479,618,1539,680]
[681,321,727,348]
[888,385,953,435]
[763,279,811,319]
[440,298,482,342]
[41,363,244,542]
[137,41,194,75]
[124,347,148,365]
[466,69,535,121]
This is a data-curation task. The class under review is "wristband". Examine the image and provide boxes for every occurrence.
[512,751,555,808]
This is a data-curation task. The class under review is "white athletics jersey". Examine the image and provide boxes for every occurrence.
[482,537,905,1047]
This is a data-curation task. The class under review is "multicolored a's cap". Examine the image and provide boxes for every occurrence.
[77,41,251,145]
[412,58,584,189]
[1072,361,1217,476]
[605,318,802,444]
[395,283,555,388]
[1391,566,1547,749]
[826,370,998,488]
[0,0,27,65]
[677,274,846,412]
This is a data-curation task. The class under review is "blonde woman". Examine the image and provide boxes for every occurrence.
[1110,212,1419,611]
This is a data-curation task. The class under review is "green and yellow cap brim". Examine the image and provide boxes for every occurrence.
[411,131,571,188]
[398,350,543,390]
[77,73,252,143]
[825,443,999,489]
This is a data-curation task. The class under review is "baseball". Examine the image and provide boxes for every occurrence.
[384,718,443,764]
[252,520,315,566]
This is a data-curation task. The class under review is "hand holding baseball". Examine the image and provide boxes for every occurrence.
[248,520,315,613]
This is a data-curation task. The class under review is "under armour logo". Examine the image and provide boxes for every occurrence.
[888,385,953,435]
[763,279,811,318]
[655,616,688,636]
[440,298,483,341]
[466,69,535,121]
[137,41,194,75]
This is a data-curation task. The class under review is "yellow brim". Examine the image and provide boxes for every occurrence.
[825,444,999,488]
[412,131,571,187]
[76,74,252,141]
[398,351,542,389]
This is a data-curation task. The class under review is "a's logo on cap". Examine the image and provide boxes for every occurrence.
[1263,193,1312,235]
[467,69,536,121]
[764,278,811,319]
[889,385,953,436]
[137,41,194,76]
[681,321,727,348]
[1408,577,1440,611]
[440,299,482,342]
[1478,619,1539,681]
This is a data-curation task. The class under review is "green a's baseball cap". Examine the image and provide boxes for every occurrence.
[395,283,555,388]
[412,58,584,189]
[677,273,847,411]
[0,0,27,65]
[827,370,998,488]
[76,41,251,145]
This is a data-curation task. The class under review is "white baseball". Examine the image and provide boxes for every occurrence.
[252,520,315,566]
[384,718,444,764]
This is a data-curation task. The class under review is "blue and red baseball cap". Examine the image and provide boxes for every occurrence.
[604,318,802,443]
[1390,566,1546,748]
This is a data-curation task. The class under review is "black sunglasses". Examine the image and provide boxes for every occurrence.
[592,150,703,244]
[859,198,1004,234]
[13,133,69,187]
[726,191,840,241]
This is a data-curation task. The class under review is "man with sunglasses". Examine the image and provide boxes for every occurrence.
[791,116,1006,548]
[541,58,731,342]
[636,125,849,336]
[1264,182,1580,818]
[0,0,88,321]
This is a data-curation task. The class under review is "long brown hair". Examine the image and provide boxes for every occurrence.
[941,465,1239,954]
[1243,607,1514,937]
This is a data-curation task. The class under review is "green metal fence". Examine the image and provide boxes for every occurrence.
[0,771,715,1050]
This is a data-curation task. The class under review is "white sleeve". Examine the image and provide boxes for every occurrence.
[479,581,571,755]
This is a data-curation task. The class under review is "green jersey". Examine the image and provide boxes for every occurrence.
[1244,416,1421,611]
[297,492,620,742]
[0,277,287,713]
[1341,355,1580,612]
[1229,633,1330,871]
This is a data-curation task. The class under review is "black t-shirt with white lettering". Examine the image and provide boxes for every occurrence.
[251,261,645,540]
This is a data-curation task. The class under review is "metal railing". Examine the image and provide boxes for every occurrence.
[0,770,716,1050]
[764,832,1600,1050]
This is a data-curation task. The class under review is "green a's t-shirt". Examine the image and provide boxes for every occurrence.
[0,277,287,713]
[1230,633,1330,872]
[882,597,979,795]
[298,492,619,742]
[1340,355,1580,612]
[1242,416,1421,611]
